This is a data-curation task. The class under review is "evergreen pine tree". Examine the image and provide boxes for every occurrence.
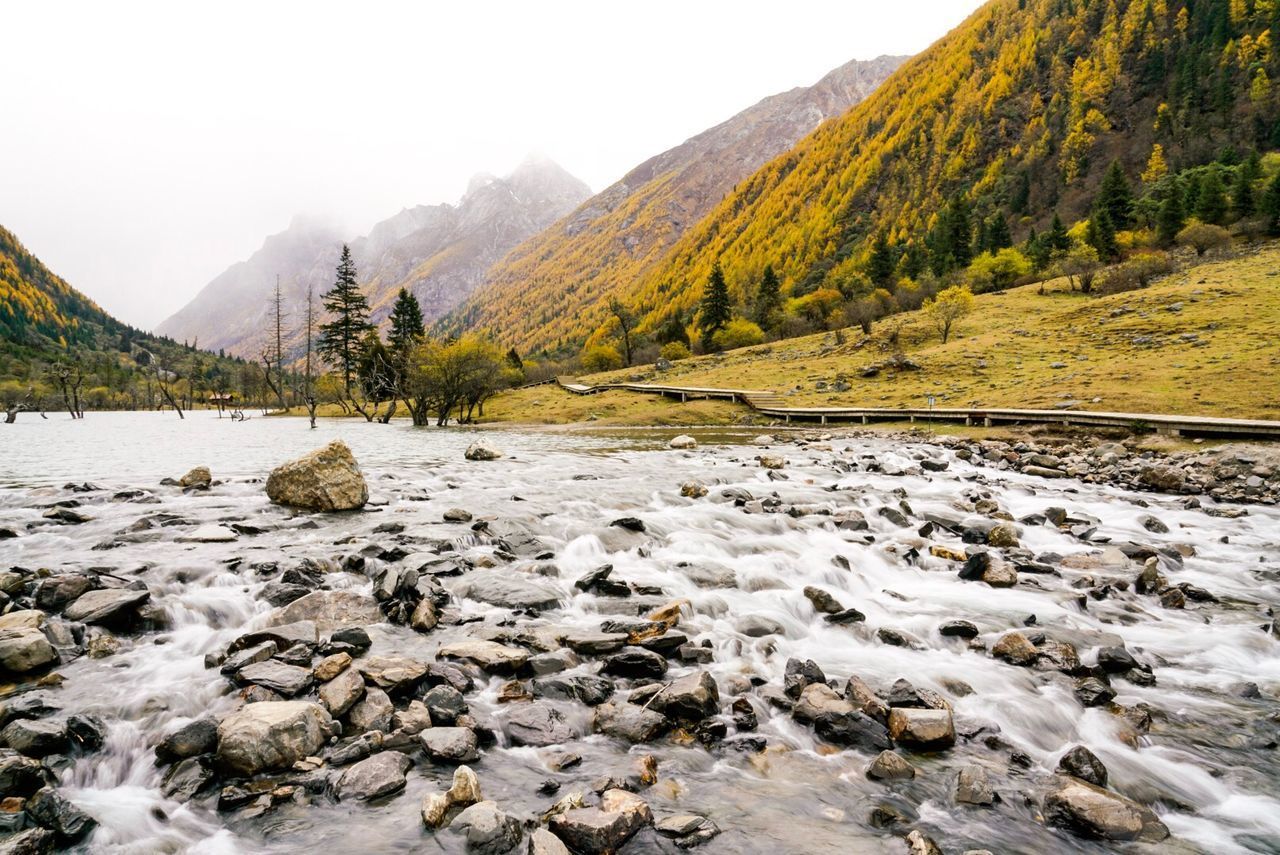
[387,287,425,363]
[698,261,731,350]
[318,245,374,393]
[753,264,782,328]
[1048,213,1070,252]
[986,214,1012,251]
[1086,209,1119,260]
[866,235,896,286]
[1232,168,1256,219]
[947,195,974,269]
[1011,170,1031,214]
[1096,160,1135,230]
[1263,173,1280,236]
[1195,168,1228,224]
[899,242,927,280]
[1157,188,1186,245]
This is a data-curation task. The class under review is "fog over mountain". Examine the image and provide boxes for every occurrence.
[156,157,590,358]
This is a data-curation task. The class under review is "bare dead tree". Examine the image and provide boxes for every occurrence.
[271,275,288,410]
[52,361,85,419]
[155,367,185,419]
[300,285,319,428]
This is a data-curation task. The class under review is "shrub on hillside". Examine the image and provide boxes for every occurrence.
[658,341,691,362]
[1176,220,1232,256]
[712,318,766,351]
[1100,251,1174,294]
[580,344,623,373]
[965,248,1032,293]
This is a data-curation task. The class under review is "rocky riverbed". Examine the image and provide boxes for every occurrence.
[0,415,1278,853]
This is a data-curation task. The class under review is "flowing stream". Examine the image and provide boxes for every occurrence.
[1,412,1278,854]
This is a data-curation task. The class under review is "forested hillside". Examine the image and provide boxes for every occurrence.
[0,225,251,413]
[440,56,905,353]
[458,0,1280,358]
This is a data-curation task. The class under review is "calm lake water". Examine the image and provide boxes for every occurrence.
[1,412,1278,854]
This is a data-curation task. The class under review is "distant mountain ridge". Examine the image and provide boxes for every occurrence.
[440,55,907,354]
[156,157,591,358]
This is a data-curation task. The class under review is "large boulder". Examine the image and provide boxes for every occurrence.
[266,440,368,512]
[0,626,58,674]
[887,708,955,749]
[214,701,333,776]
[1043,776,1169,842]
[452,571,561,611]
[464,441,502,461]
[504,702,575,746]
[334,751,412,801]
[178,466,211,488]
[271,591,381,631]
[62,588,150,626]
[592,702,669,743]
[437,640,529,675]
[549,790,652,854]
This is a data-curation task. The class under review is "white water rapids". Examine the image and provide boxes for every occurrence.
[1,413,1278,854]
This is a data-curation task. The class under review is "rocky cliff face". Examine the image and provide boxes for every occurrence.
[440,55,907,353]
[156,158,590,358]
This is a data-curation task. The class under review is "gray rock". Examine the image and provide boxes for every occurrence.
[348,686,394,733]
[866,750,915,782]
[266,440,368,511]
[437,640,529,675]
[593,702,669,743]
[528,828,571,855]
[504,703,574,747]
[62,588,150,626]
[25,787,96,843]
[1057,744,1108,787]
[334,751,412,801]
[0,719,67,758]
[319,665,366,717]
[423,685,468,725]
[359,655,428,695]
[0,828,55,854]
[734,615,784,638]
[601,647,667,679]
[272,591,381,631]
[419,727,479,763]
[887,708,955,749]
[955,764,997,805]
[464,441,502,461]
[0,751,54,797]
[649,671,719,722]
[236,661,313,697]
[214,701,333,776]
[161,756,215,801]
[0,627,58,674]
[450,800,522,853]
[532,674,614,706]
[549,789,652,854]
[1043,776,1169,842]
[453,571,561,611]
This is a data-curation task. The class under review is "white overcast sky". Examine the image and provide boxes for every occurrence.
[1,0,983,329]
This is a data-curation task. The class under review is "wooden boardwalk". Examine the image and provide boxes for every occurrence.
[556,378,1280,439]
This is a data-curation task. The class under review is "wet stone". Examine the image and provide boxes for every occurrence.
[505,702,575,747]
[0,720,68,758]
[955,764,997,806]
[887,708,955,750]
[593,702,669,743]
[601,648,667,679]
[1058,744,1108,787]
[1073,677,1117,708]
[155,718,218,765]
[333,750,412,801]
[419,727,479,763]
[866,750,915,781]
